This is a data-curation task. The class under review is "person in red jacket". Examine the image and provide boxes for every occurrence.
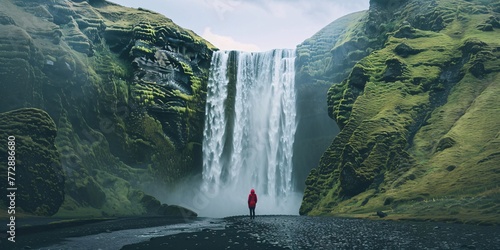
[248,189,258,219]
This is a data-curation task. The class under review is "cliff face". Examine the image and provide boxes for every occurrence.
[293,12,366,191]
[0,0,214,216]
[301,0,500,223]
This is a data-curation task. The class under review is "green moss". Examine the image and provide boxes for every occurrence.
[0,108,64,216]
[301,0,500,224]
[0,0,215,218]
[179,61,194,75]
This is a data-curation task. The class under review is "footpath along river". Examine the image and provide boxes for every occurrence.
[1,215,499,249]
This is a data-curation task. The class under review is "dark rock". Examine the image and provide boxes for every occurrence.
[461,39,487,54]
[477,16,500,31]
[376,211,388,218]
[394,43,422,57]
[348,65,370,89]
[161,205,198,217]
[340,163,371,197]
[157,203,170,215]
[470,62,486,78]
[487,16,500,28]
[140,195,197,217]
[446,165,457,172]
[394,26,417,39]
[477,24,494,31]
[361,197,370,206]
[382,57,407,82]
[140,194,162,215]
[384,197,394,205]
[435,137,456,152]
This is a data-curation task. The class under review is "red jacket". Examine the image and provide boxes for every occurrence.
[248,189,257,208]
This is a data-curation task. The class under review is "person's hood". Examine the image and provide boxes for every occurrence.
[251,189,255,194]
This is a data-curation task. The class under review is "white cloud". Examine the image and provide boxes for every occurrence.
[107,0,370,51]
[202,27,261,52]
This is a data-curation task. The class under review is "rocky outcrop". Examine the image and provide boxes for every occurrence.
[0,108,64,216]
[300,0,500,224]
[140,194,197,217]
[0,0,214,217]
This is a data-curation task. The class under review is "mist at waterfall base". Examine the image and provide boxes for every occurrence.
[165,49,304,217]
[163,173,303,218]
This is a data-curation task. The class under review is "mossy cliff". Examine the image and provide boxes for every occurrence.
[293,12,367,191]
[0,108,64,216]
[300,0,500,224]
[0,0,214,217]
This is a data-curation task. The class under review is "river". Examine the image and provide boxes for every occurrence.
[3,215,499,249]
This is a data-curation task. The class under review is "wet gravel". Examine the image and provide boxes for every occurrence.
[2,215,499,249]
[123,215,500,250]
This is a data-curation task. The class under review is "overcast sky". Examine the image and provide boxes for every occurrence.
[108,0,369,52]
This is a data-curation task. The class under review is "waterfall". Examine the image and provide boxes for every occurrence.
[201,49,300,216]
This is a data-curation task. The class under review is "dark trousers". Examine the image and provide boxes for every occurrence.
[249,207,255,219]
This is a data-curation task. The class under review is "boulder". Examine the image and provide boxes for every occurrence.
[140,194,162,215]
[376,211,388,218]
[140,194,197,217]
[159,204,198,217]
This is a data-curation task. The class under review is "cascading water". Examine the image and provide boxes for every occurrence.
[201,49,301,217]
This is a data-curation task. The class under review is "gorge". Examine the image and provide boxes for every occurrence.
[0,0,499,227]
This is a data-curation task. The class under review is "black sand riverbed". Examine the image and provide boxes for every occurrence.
[123,215,500,250]
[2,215,499,249]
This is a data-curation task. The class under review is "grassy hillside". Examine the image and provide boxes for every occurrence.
[293,11,369,191]
[0,0,214,217]
[300,0,500,224]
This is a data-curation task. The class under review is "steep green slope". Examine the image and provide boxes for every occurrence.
[0,0,214,217]
[293,11,366,190]
[301,0,500,224]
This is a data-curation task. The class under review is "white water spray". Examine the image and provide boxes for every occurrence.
[200,49,300,217]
